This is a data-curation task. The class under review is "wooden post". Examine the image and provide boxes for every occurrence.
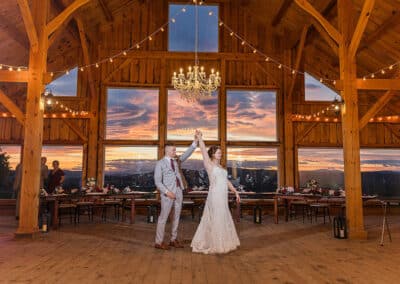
[219,59,227,166]
[338,0,367,239]
[76,18,99,182]
[158,58,167,159]
[16,0,49,236]
[282,49,294,187]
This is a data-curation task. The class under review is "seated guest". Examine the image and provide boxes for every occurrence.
[47,160,65,194]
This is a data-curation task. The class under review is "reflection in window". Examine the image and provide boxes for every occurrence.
[298,148,344,189]
[305,73,338,101]
[227,147,278,192]
[175,147,208,189]
[42,145,83,189]
[104,146,157,190]
[168,4,218,52]
[0,145,21,198]
[47,67,78,96]
[106,88,159,140]
[361,149,400,197]
[167,90,218,140]
[227,90,276,141]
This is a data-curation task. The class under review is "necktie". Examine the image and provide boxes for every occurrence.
[170,159,181,188]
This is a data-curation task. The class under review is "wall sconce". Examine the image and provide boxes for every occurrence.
[41,88,54,111]
[332,96,344,115]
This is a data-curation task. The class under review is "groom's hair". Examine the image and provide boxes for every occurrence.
[165,142,175,148]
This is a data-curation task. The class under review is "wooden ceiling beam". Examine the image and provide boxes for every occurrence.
[98,0,114,22]
[359,91,396,129]
[0,70,28,83]
[272,0,293,27]
[46,0,90,37]
[16,0,39,53]
[288,26,309,98]
[358,11,400,53]
[335,79,400,91]
[294,0,342,44]
[310,18,338,55]
[0,89,25,125]
[348,0,375,58]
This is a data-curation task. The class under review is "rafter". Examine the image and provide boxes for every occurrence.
[272,0,293,27]
[98,0,114,22]
[294,0,342,44]
[310,18,338,55]
[0,70,29,83]
[358,11,400,53]
[359,91,396,129]
[349,0,375,58]
[288,26,309,98]
[16,0,39,53]
[46,0,90,36]
[0,89,25,125]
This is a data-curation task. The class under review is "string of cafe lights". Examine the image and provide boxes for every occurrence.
[0,1,398,83]
[215,17,400,85]
[292,99,342,122]
[0,1,194,76]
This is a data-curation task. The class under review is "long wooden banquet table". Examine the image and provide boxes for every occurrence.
[41,191,153,229]
[273,194,379,224]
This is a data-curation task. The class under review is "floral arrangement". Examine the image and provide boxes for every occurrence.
[84,177,101,192]
[302,179,321,194]
[276,186,295,194]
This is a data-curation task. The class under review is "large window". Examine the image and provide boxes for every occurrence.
[227,147,278,192]
[0,145,21,198]
[167,90,218,140]
[361,149,400,197]
[104,146,157,190]
[168,4,219,52]
[298,148,344,189]
[47,67,78,96]
[305,73,339,101]
[106,88,159,140]
[227,90,277,141]
[42,145,83,189]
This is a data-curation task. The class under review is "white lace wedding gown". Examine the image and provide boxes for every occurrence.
[191,165,240,254]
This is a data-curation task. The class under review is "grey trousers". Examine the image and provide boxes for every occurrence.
[155,190,183,244]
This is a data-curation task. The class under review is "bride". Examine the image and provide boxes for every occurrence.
[191,130,241,254]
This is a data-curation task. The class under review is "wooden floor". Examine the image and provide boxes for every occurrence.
[0,213,400,284]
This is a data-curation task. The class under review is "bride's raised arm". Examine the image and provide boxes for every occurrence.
[197,130,213,172]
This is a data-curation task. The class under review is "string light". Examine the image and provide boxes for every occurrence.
[1,3,398,84]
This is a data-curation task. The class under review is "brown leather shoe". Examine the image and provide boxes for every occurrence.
[169,240,184,248]
[155,242,170,250]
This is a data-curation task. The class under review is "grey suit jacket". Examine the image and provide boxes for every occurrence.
[154,144,196,194]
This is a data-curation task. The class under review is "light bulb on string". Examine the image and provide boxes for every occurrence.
[123,51,127,56]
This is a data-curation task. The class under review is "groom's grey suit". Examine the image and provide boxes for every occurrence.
[154,142,196,244]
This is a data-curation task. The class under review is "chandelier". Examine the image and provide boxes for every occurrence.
[172,1,221,102]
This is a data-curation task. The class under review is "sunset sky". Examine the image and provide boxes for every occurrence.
[106,88,159,140]
[47,68,78,97]
[305,73,339,101]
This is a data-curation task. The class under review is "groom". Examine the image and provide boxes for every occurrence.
[154,134,198,250]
